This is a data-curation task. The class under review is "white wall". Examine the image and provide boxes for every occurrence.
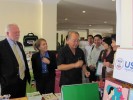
[0,0,42,43]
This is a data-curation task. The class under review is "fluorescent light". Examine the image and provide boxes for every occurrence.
[104,21,107,24]
[82,11,86,13]
[64,18,68,21]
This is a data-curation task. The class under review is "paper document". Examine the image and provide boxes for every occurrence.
[96,62,103,76]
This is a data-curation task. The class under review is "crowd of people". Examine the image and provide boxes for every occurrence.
[0,23,118,98]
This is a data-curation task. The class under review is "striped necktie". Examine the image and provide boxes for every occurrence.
[12,42,25,80]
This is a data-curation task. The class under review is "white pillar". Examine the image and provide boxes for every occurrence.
[41,0,60,50]
[116,0,133,48]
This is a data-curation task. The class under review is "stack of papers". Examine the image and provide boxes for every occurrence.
[54,93,61,100]
[27,92,42,100]
[10,97,28,100]
[0,94,10,100]
[42,93,58,100]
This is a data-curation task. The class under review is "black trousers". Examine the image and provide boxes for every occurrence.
[87,67,97,82]
[36,73,55,94]
[1,78,26,98]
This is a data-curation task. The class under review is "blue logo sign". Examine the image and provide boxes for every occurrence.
[115,58,124,70]
[115,58,133,72]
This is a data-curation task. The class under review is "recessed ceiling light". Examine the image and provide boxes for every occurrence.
[64,18,68,21]
[104,21,107,24]
[112,0,115,1]
[82,11,86,13]
[89,25,92,26]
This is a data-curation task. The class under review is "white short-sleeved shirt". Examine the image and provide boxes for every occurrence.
[84,44,94,66]
[88,45,104,67]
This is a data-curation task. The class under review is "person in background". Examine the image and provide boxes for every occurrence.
[97,37,115,80]
[87,34,104,82]
[111,34,119,52]
[31,38,57,94]
[79,37,88,53]
[0,24,31,98]
[57,31,90,86]
[85,35,94,68]
[83,35,94,83]
[103,34,119,72]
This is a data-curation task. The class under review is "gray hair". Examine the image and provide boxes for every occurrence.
[67,31,79,40]
[5,24,18,33]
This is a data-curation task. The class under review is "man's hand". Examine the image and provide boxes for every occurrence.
[89,65,95,70]
[74,60,83,68]
[31,81,36,88]
[84,71,90,78]
[103,62,111,67]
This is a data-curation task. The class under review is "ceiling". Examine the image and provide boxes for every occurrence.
[57,0,116,31]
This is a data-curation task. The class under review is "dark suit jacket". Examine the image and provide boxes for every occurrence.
[31,51,57,81]
[0,39,31,87]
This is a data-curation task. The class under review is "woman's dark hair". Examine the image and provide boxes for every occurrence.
[108,87,114,95]
[111,34,116,41]
[103,37,112,46]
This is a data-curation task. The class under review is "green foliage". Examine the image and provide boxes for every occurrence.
[61,34,65,47]
[26,71,36,93]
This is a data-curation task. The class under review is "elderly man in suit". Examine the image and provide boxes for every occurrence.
[0,24,31,98]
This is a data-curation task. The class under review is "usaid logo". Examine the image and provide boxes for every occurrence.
[125,61,133,71]
[115,58,124,70]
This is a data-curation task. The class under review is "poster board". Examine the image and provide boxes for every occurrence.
[128,89,133,100]
[103,80,129,100]
[61,83,100,100]
[113,48,133,84]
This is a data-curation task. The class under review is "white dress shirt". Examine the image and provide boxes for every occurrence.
[84,43,94,66]
[88,45,104,67]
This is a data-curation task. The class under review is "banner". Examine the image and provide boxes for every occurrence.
[113,48,133,84]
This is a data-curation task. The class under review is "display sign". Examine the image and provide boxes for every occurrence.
[129,89,133,100]
[113,48,133,84]
[103,80,129,100]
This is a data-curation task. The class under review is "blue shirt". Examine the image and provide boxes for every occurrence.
[40,52,49,73]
